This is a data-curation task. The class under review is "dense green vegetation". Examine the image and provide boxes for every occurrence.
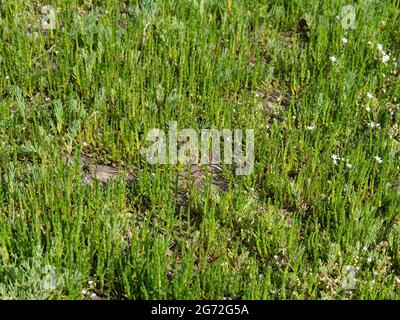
[0,0,399,299]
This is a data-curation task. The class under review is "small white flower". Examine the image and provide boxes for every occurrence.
[81,289,88,296]
[382,54,390,63]
[377,44,384,52]
[341,37,348,44]
[365,106,371,112]
[331,154,340,165]
[367,121,380,129]
[329,56,337,62]
[371,280,376,284]
[363,245,369,251]
[90,292,97,299]
[343,265,354,272]
[306,125,316,131]
[367,257,373,263]
[374,156,383,164]
[5,75,9,80]
[396,277,400,284]
[366,92,374,99]
[336,16,340,20]
[346,163,353,169]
